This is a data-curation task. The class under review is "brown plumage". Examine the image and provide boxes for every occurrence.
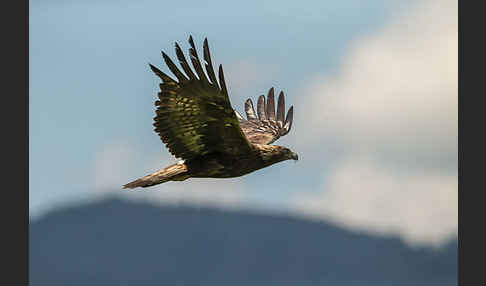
[123,36,297,189]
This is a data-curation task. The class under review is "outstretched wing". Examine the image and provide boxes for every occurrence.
[236,88,294,145]
[149,36,253,161]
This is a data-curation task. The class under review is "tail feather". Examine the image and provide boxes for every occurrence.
[122,162,190,189]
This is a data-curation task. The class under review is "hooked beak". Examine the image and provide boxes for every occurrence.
[291,152,299,161]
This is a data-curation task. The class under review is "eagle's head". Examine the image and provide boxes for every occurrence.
[255,144,298,165]
[282,147,299,161]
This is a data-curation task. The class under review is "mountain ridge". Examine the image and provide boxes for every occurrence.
[30,197,457,286]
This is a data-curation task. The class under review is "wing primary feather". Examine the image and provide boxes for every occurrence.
[203,38,219,88]
[244,99,258,120]
[188,36,209,84]
[257,95,267,120]
[283,105,293,135]
[218,64,228,96]
[174,42,197,80]
[276,91,285,126]
[266,87,276,121]
[234,110,244,120]
[149,63,176,83]
[162,51,188,82]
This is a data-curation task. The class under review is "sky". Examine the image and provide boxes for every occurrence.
[30,0,457,247]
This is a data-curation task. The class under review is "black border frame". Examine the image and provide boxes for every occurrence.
[4,0,28,284]
[458,0,476,285]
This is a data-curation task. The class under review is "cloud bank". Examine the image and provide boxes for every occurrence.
[290,0,457,246]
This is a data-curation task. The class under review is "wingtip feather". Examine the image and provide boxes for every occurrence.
[203,38,219,88]
[244,98,258,120]
[276,91,285,124]
[187,36,208,83]
[266,88,276,121]
[283,105,294,133]
[218,64,228,95]
[257,95,267,120]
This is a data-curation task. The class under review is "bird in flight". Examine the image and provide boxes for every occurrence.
[123,36,297,189]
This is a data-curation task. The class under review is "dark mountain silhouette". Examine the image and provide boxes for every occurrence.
[30,197,457,286]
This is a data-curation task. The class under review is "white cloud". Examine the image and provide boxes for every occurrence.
[300,0,457,168]
[292,158,457,246]
[290,0,457,246]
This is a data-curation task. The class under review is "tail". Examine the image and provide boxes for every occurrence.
[122,162,190,189]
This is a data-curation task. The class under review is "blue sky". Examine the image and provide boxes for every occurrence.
[30,0,457,247]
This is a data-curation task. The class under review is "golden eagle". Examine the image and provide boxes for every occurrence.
[123,36,297,189]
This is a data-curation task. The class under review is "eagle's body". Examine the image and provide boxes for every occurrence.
[188,144,293,178]
[123,36,297,189]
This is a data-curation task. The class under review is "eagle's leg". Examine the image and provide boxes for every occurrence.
[122,161,190,189]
